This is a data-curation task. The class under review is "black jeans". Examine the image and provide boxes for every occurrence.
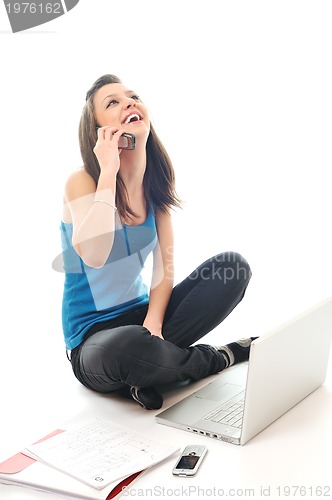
[70,252,251,393]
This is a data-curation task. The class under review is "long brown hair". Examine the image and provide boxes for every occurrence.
[79,74,182,221]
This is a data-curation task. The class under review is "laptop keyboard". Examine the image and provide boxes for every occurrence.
[203,391,246,428]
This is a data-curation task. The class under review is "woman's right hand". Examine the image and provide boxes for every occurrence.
[93,126,124,176]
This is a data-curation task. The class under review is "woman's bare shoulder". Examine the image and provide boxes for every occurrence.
[64,168,96,202]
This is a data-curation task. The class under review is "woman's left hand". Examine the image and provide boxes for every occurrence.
[143,321,164,340]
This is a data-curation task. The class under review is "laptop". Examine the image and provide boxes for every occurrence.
[156,297,332,445]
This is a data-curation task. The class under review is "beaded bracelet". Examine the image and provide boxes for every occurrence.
[93,200,117,210]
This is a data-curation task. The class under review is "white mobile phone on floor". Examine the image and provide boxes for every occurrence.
[172,445,207,477]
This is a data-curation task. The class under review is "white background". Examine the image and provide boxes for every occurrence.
[0,1,331,498]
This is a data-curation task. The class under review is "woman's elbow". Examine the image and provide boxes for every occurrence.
[73,242,109,269]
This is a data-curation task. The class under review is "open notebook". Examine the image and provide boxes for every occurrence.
[0,418,179,499]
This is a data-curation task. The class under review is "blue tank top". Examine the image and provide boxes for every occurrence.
[60,210,158,349]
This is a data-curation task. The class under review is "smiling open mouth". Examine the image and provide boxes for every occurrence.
[123,113,142,124]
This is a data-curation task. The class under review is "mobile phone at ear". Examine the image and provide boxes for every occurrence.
[95,128,136,150]
[172,445,207,477]
[118,133,136,150]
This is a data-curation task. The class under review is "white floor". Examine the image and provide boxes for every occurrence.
[1,263,332,499]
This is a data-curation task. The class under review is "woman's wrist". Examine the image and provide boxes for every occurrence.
[94,182,116,206]
[98,170,117,188]
[143,316,163,330]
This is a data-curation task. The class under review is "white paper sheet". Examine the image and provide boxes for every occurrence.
[23,418,178,490]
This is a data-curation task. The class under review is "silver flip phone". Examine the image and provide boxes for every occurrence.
[95,129,136,150]
[118,132,136,150]
[172,445,207,477]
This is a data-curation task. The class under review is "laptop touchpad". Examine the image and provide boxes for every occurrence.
[195,383,243,402]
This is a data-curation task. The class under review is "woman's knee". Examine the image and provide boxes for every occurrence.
[209,251,252,286]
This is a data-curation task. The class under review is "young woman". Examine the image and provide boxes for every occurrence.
[60,74,254,410]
